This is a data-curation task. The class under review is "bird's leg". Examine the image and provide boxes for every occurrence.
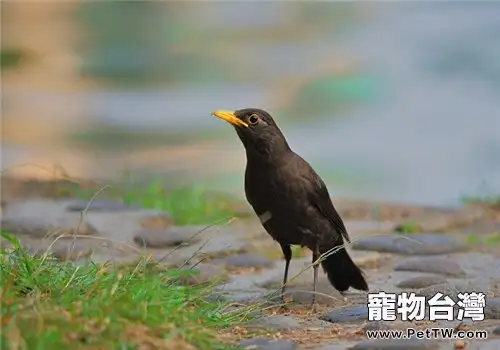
[279,243,292,305]
[311,243,320,310]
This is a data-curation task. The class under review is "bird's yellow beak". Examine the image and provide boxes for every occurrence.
[211,110,248,128]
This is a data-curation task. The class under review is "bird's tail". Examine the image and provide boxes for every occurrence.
[319,243,368,292]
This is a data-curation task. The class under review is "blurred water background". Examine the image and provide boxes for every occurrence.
[2,1,500,206]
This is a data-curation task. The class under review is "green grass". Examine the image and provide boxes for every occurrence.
[395,221,422,235]
[461,194,500,207]
[1,48,26,70]
[74,180,244,226]
[291,245,309,258]
[466,234,482,246]
[466,232,500,247]
[0,233,248,350]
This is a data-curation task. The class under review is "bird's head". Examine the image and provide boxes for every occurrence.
[211,108,291,161]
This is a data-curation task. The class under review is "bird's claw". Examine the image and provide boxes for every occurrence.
[278,304,290,312]
[310,298,318,313]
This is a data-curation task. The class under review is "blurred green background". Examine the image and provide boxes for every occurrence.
[2,1,500,206]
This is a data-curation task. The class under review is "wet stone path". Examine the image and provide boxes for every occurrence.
[1,198,500,349]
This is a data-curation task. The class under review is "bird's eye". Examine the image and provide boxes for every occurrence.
[248,114,260,125]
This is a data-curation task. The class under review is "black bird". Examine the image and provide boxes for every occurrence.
[211,108,369,306]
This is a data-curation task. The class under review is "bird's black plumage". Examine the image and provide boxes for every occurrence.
[212,108,368,306]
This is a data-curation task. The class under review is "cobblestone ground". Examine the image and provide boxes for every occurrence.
[2,185,499,350]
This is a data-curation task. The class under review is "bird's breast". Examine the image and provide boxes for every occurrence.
[244,164,326,246]
[244,164,282,213]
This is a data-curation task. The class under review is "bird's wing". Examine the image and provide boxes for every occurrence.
[306,167,351,243]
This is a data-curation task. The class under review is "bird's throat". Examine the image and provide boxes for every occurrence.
[245,139,292,165]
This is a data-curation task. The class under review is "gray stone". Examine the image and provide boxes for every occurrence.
[417,282,473,300]
[1,213,98,238]
[362,321,392,331]
[485,298,500,319]
[396,275,447,289]
[483,340,500,350]
[177,263,228,286]
[258,273,344,306]
[134,226,203,248]
[50,240,95,261]
[155,226,251,262]
[36,236,140,263]
[239,338,297,350]
[247,315,303,331]
[0,199,109,239]
[218,253,274,269]
[222,291,269,303]
[66,200,138,212]
[493,326,500,335]
[394,257,466,277]
[258,282,344,306]
[283,287,342,306]
[450,253,500,280]
[351,234,467,255]
[316,341,360,350]
[455,220,500,236]
[84,253,141,267]
[464,340,500,350]
[223,305,263,319]
[68,208,175,244]
[350,339,439,350]
[320,306,368,323]
[204,294,227,303]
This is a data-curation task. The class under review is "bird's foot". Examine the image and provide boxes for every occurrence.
[310,303,318,313]
[310,296,318,313]
[278,304,290,312]
[277,297,290,311]
[276,301,290,313]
